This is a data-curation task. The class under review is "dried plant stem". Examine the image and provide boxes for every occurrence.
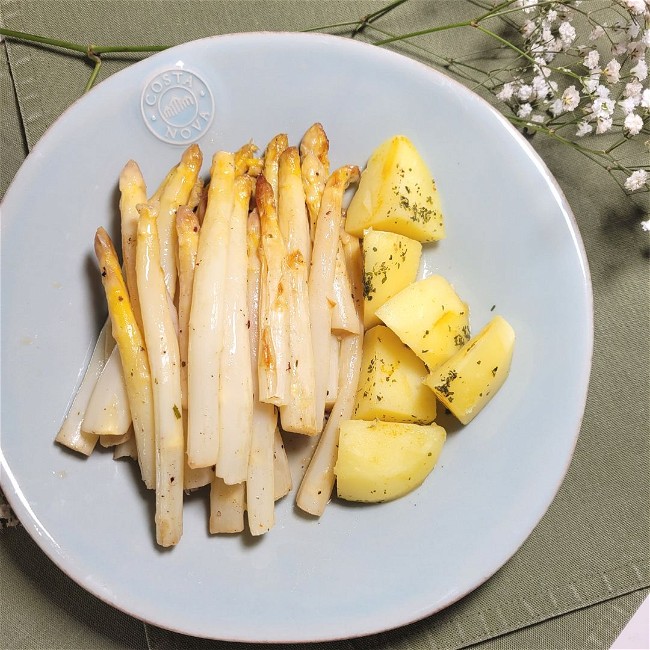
[0,27,168,92]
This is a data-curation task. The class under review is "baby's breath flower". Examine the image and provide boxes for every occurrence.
[497,82,515,101]
[625,80,644,99]
[626,19,642,39]
[641,88,650,108]
[596,116,614,133]
[631,59,648,81]
[517,84,534,101]
[596,84,612,99]
[589,25,605,41]
[624,112,644,135]
[518,103,533,118]
[583,49,601,70]
[582,71,602,94]
[516,0,539,14]
[532,74,553,99]
[592,94,615,121]
[627,41,647,59]
[522,19,536,38]
[559,21,577,48]
[576,121,594,137]
[641,219,650,231]
[562,85,581,111]
[603,59,622,83]
[620,96,640,114]
[624,169,649,191]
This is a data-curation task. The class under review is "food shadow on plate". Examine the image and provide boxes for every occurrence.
[83,252,108,334]
[82,183,122,333]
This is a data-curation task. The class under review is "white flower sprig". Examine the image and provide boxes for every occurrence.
[490,0,649,205]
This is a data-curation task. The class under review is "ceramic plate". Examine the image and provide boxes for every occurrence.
[0,32,593,642]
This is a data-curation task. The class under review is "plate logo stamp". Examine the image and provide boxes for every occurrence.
[141,68,214,145]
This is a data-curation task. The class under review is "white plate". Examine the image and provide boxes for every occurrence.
[0,32,593,642]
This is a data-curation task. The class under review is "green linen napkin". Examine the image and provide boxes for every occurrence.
[1,1,648,649]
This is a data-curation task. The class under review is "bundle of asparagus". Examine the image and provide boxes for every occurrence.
[56,124,363,546]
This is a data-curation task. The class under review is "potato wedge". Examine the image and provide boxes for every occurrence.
[424,316,515,424]
[335,420,446,502]
[362,228,421,329]
[375,274,469,370]
[345,135,444,242]
[353,326,437,424]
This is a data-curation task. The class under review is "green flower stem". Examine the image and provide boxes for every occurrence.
[0,28,168,54]
[0,28,89,53]
[374,19,475,46]
[351,0,408,36]
[0,27,169,91]
[374,0,518,46]
[84,49,102,93]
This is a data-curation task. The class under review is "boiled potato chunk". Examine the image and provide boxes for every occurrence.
[353,325,437,424]
[345,135,445,242]
[424,315,515,425]
[375,274,470,370]
[335,420,446,503]
[362,229,422,329]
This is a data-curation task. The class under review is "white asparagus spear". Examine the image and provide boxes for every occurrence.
[175,206,200,410]
[256,175,290,406]
[113,433,138,460]
[300,123,330,239]
[149,164,177,203]
[235,142,262,178]
[181,410,213,490]
[209,478,245,534]
[81,346,132,436]
[276,146,317,435]
[248,410,277,531]
[187,177,204,212]
[136,203,185,547]
[94,228,156,489]
[155,144,203,298]
[308,165,360,428]
[100,430,131,448]
[263,134,288,202]
[296,232,364,516]
[273,427,292,501]
[325,334,340,411]
[340,230,364,313]
[55,319,110,456]
[216,175,254,484]
[278,147,311,267]
[330,240,359,335]
[280,249,318,434]
[187,151,235,468]
[245,210,277,535]
[119,160,147,332]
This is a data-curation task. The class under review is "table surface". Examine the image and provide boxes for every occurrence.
[1,1,648,649]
